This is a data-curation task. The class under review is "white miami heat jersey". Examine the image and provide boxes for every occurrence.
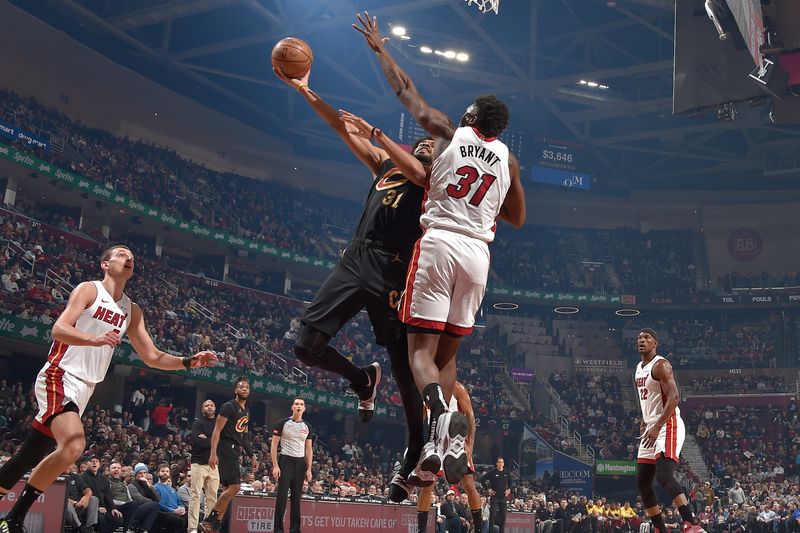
[422,126,511,243]
[634,355,681,426]
[46,281,132,384]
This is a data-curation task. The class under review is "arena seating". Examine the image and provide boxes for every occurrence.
[0,88,719,298]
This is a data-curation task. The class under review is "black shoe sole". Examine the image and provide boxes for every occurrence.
[406,471,435,487]
[442,412,469,484]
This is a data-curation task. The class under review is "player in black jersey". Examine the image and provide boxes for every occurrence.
[274,67,429,502]
[199,377,258,533]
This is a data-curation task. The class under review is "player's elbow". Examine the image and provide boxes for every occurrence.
[502,208,526,228]
[509,213,525,228]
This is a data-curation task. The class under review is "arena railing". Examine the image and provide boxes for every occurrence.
[44,268,74,295]
[4,239,35,275]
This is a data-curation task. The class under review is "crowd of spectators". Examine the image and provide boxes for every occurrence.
[666,317,781,368]
[0,206,528,440]
[620,312,786,369]
[0,86,768,300]
[687,375,787,394]
[549,372,639,460]
[718,271,800,291]
[686,401,799,487]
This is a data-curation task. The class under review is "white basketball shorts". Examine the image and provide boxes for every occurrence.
[33,362,95,436]
[399,227,490,336]
[637,414,685,464]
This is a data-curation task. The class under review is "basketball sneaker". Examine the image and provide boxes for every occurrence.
[438,411,469,484]
[388,472,412,502]
[407,440,439,487]
[198,520,219,533]
[354,363,381,423]
[0,518,26,533]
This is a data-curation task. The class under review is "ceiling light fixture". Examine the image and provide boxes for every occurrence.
[455,52,469,62]
[391,26,407,37]
[443,50,456,59]
[420,46,433,54]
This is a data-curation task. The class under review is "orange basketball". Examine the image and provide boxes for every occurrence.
[271,37,313,79]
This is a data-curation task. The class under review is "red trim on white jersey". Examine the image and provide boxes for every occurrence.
[445,322,473,336]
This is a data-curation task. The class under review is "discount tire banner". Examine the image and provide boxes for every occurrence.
[229,494,536,533]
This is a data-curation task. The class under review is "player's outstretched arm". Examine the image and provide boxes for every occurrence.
[127,303,218,371]
[52,282,121,347]
[339,109,428,187]
[354,12,454,140]
[497,153,526,228]
[273,67,387,174]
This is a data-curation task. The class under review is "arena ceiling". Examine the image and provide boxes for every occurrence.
[13,0,800,191]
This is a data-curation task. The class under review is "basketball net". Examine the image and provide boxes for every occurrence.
[465,0,499,15]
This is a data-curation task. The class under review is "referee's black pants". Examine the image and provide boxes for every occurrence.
[489,496,507,533]
[275,455,306,533]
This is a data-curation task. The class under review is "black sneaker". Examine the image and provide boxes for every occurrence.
[387,472,411,503]
[354,362,381,423]
[406,440,439,487]
[198,520,218,533]
[0,518,27,533]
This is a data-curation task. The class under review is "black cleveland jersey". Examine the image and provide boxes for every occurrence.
[353,159,425,259]
[218,399,253,457]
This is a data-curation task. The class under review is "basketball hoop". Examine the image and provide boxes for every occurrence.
[465,0,499,15]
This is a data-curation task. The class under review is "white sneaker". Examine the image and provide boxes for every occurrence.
[439,411,469,484]
[406,440,439,487]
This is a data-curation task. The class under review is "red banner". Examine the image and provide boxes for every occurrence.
[0,480,67,533]
[230,495,431,533]
[229,494,536,533]
[506,511,537,533]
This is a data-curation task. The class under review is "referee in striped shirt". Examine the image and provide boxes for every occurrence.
[271,398,313,533]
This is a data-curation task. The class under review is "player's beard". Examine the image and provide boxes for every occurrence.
[414,153,432,166]
[235,392,248,402]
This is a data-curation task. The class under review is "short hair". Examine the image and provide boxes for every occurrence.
[639,328,659,341]
[292,397,305,404]
[100,245,131,264]
[234,376,249,388]
[157,462,169,471]
[473,95,510,138]
[411,136,433,152]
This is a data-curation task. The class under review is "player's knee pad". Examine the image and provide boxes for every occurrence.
[0,429,56,490]
[655,458,683,498]
[293,326,329,367]
[637,463,659,509]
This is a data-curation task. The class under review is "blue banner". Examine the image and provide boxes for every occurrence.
[0,119,49,152]
[553,451,593,496]
[531,165,590,190]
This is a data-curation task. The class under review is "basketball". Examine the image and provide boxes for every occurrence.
[271,37,313,79]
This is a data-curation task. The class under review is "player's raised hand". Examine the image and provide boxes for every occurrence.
[90,330,121,348]
[273,67,310,91]
[188,350,219,368]
[353,11,389,52]
[339,109,377,139]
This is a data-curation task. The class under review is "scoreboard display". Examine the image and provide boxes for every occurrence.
[531,136,591,190]
[398,112,526,156]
